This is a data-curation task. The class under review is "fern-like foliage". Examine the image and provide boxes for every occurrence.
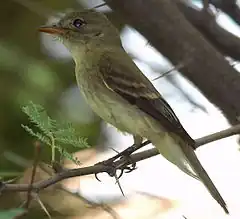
[54,122,89,148]
[22,102,56,137]
[22,101,90,165]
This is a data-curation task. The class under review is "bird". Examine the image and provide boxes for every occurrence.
[39,9,228,213]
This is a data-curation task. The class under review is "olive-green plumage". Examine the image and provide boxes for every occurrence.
[39,10,228,213]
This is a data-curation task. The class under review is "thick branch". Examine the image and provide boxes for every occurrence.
[177,1,240,60]
[105,0,240,125]
[210,0,240,25]
[1,123,240,193]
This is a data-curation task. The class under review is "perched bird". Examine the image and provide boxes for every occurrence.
[39,10,228,213]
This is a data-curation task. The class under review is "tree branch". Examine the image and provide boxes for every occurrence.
[1,123,240,193]
[177,1,240,61]
[210,0,240,26]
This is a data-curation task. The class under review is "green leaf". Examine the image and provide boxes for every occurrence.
[55,145,81,165]
[55,136,90,149]
[0,208,25,219]
[54,122,90,148]
[21,102,89,164]
[54,122,77,136]
[22,101,56,137]
[21,125,50,145]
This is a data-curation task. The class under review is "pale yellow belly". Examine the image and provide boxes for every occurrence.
[80,84,163,138]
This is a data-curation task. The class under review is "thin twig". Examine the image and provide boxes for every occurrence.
[1,123,240,193]
[25,141,41,209]
[114,173,125,196]
[35,194,52,219]
[152,62,186,81]
[195,123,240,147]
[94,3,108,9]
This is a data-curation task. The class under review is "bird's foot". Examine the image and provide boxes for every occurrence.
[94,136,150,181]
[94,146,138,181]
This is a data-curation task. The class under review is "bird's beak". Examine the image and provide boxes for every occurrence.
[38,25,66,35]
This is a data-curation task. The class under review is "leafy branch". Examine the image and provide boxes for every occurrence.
[21,101,90,165]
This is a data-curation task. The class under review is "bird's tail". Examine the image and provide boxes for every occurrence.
[150,134,229,214]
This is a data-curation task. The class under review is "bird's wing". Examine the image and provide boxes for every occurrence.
[99,51,195,147]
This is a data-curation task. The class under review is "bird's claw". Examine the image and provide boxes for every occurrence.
[94,147,137,182]
[124,163,137,173]
[119,154,137,173]
[94,161,116,181]
[94,172,102,182]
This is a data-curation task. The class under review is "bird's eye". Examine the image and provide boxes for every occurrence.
[73,18,86,28]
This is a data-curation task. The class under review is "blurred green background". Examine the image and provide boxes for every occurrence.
[0,1,109,217]
[0,0,105,185]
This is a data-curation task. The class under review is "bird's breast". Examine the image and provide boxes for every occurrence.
[75,66,164,137]
[80,78,130,132]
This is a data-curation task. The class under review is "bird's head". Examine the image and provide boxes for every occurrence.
[39,10,121,53]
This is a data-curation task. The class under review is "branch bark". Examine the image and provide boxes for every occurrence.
[210,0,240,25]
[1,123,240,193]
[177,1,240,61]
[105,0,240,125]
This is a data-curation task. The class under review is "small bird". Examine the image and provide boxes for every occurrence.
[39,10,228,213]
